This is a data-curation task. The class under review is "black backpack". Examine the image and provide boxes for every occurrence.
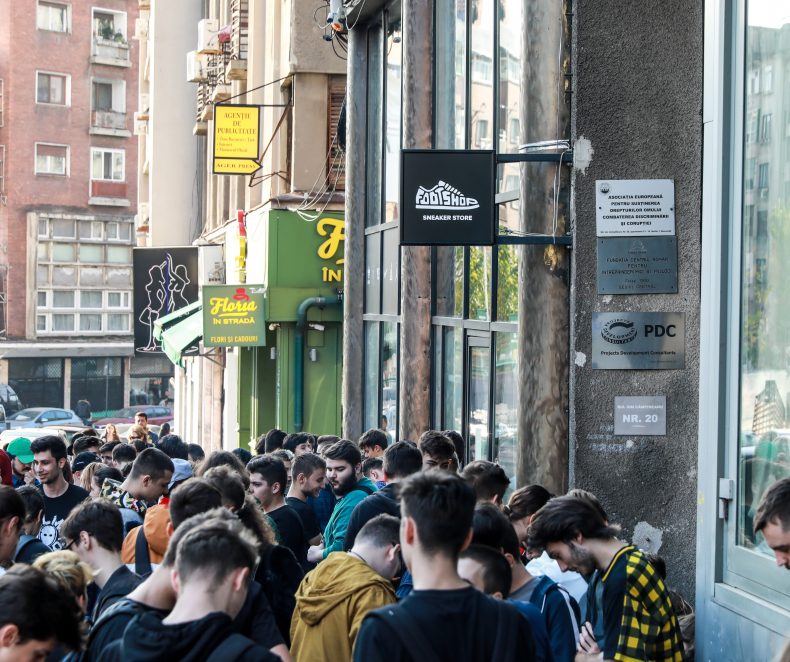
[255,544,304,646]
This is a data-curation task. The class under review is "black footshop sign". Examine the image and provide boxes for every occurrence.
[400,149,495,246]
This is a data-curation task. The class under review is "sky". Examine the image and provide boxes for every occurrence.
[749,1,790,29]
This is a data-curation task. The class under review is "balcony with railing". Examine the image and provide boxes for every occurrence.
[90,110,130,137]
[229,0,248,80]
[89,180,129,207]
[91,37,131,67]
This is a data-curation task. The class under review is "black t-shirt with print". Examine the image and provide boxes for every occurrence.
[268,504,308,568]
[38,483,90,550]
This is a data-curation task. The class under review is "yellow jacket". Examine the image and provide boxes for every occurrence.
[290,551,396,662]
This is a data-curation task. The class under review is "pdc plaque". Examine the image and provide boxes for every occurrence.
[592,312,685,370]
[614,396,667,436]
[597,237,678,294]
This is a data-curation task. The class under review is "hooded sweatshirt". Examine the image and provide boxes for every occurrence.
[121,504,171,566]
[290,551,396,662]
[100,610,276,662]
[322,476,378,557]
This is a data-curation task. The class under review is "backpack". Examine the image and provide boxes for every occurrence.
[134,526,154,578]
[256,544,304,646]
[14,534,42,562]
[206,633,260,661]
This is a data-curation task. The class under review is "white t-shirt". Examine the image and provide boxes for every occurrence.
[527,551,589,604]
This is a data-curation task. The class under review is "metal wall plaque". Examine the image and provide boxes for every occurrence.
[592,312,685,369]
[614,396,667,435]
[400,149,496,246]
[596,179,675,236]
[597,237,678,294]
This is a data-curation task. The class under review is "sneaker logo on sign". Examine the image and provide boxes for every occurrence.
[415,181,480,210]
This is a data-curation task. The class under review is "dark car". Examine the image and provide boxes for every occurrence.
[94,405,173,426]
[0,384,24,416]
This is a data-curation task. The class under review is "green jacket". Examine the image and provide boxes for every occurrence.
[322,477,377,558]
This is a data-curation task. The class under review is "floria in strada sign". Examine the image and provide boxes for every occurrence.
[202,284,267,347]
[400,149,495,246]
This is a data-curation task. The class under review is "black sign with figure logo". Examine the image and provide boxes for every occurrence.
[133,247,200,356]
[400,149,496,246]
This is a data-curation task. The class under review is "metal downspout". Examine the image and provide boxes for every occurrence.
[294,294,341,432]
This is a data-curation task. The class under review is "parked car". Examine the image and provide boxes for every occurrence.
[7,408,84,429]
[94,405,173,427]
[0,384,24,417]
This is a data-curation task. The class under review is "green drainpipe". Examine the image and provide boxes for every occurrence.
[294,294,341,432]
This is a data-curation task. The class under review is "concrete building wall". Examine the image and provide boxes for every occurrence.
[570,0,703,597]
[147,0,201,247]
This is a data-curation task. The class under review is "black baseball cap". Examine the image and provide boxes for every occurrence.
[72,452,100,472]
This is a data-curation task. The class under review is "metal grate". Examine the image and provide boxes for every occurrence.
[327,75,346,190]
[231,0,248,61]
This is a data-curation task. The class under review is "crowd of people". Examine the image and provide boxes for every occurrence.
[1,422,789,661]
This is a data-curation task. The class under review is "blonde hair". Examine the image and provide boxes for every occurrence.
[33,550,94,603]
[127,424,148,440]
[80,461,102,492]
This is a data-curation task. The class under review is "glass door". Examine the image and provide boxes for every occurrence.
[466,335,491,462]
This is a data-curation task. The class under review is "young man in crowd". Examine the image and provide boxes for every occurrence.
[458,544,552,662]
[473,503,579,662]
[13,486,50,564]
[0,486,24,572]
[261,428,287,454]
[103,515,279,661]
[72,434,102,457]
[112,444,137,475]
[99,441,120,466]
[271,449,295,491]
[61,498,142,619]
[754,476,790,569]
[5,438,35,488]
[309,436,341,532]
[186,443,205,466]
[291,515,400,662]
[101,447,173,534]
[344,441,423,551]
[248,455,309,569]
[287,453,327,569]
[156,434,189,461]
[529,494,684,662]
[283,433,315,457]
[418,430,457,472]
[461,460,511,505]
[134,411,158,443]
[359,429,389,459]
[353,472,535,661]
[308,440,377,563]
[361,457,386,489]
[72,451,100,484]
[0,565,83,659]
[30,435,89,551]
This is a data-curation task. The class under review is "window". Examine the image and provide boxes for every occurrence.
[106,246,131,264]
[760,114,772,142]
[37,1,69,32]
[80,291,102,308]
[764,65,773,93]
[52,314,74,331]
[758,163,769,190]
[476,119,490,148]
[92,82,113,111]
[36,72,69,105]
[51,219,75,238]
[36,316,47,332]
[107,291,130,308]
[52,291,74,307]
[34,144,68,176]
[471,53,493,82]
[79,314,101,331]
[37,292,47,307]
[38,219,48,237]
[107,314,129,331]
[91,148,124,181]
[79,244,103,263]
[79,221,103,240]
[509,118,520,146]
[93,9,126,41]
[106,222,131,240]
[52,244,75,262]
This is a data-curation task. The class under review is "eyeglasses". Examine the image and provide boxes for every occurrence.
[128,436,142,441]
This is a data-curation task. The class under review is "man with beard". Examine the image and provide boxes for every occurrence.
[307,440,376,563]
[528,495,683,662]
[30,436,89,551]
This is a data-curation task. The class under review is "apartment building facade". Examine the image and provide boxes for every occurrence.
[0,0,146,414]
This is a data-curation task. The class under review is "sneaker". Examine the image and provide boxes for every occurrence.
[415,181,480,210]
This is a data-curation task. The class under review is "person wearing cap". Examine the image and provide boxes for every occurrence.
[72,452,100,485]
[120,458,192,575]
[6,438,35,488]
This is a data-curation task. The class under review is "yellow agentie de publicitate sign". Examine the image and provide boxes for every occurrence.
[212,104,261,175]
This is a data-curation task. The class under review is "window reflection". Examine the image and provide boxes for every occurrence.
[443,327,463,432]
[436,0,466,149]
[436,246,464,317]
[497,245,519,321]
[470,0,493,150]
[381,322,398,437]
[384,21,402,223]
[495,333,518,495]
[737,3,790,553]
[469,246,492,320]
[364,323,380,430]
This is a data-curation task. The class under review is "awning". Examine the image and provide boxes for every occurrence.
[153,301,202,368]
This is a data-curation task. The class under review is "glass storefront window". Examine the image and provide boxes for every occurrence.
[443,326,463,432]
[364,323,380,430]
[384,19,402,224]
[497,245,519,321]
[366,23,383,227]
[469,246,492,320]
[435,0,466,149]
[435,246,464,317]
[470,2,493,150]
[737,5,790,554]
[494,332,518,494]
[365,233,381,314]
[381,228,400,315]
[381,322,398,436]
[468,343,491,462]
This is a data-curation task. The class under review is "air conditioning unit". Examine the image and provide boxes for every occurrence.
[198,18,221,54]
[186,51,208,83]
[133,113,148,135]
[137,93,150,119]
[133,17,148,40]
